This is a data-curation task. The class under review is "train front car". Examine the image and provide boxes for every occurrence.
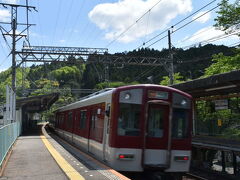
[107,85,192,174]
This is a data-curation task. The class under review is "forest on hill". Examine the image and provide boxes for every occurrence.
[0,44,238,104]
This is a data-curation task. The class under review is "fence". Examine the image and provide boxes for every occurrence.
[0,122,21,169]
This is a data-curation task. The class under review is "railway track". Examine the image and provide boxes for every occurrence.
[183,173,208,180]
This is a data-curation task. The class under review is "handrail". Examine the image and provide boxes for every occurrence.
[0,122,21,168]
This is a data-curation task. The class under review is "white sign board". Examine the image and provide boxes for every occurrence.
[214,99,228,110]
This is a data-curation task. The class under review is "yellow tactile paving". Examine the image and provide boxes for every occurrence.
[40,135,85,180]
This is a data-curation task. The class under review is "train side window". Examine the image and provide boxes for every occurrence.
[68,112,73,129]
[59,114,64,126]
[118,103,141,136]
[80,110,87,129]
[91,110,97,129]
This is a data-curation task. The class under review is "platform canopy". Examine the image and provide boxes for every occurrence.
[17,93,59,113]
[171,70,240,99]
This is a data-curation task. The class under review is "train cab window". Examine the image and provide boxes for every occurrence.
[118,103,141,136]
[172,108,189,138]
[147,107,164,138]
[80,110,87,129]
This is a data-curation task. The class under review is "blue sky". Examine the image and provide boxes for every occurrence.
[0,0,239,72]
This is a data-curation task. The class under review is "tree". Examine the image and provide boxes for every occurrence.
[160,73,185,86]
[30,78,59,96]
[0,68,30,103]
[203,52,240,77]
[214,0,240,33]
[95,81,138,89]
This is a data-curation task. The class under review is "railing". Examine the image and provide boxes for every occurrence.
[0,122,21,168]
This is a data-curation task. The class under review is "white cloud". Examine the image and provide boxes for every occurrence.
[0,9,10,22]
[2,0,18,4]
[59,39,66,43]
[192,11,211,24]
[89,0,192,43]
[0,1,19,22]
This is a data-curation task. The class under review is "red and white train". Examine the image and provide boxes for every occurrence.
[53,84,192,174]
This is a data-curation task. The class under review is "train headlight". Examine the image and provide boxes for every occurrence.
[124,93,131,100]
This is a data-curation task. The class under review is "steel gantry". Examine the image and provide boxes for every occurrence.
[16,45,170,67]
[15,45,173,83]
[16,45,109,65]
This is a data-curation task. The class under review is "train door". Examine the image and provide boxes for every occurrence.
[88,108,97,154]
[143,101,171,168]
[103,103,111,161]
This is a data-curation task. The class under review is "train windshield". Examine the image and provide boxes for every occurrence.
[117,103,141,136]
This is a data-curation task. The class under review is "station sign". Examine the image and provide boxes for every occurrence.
[214,99,228,110]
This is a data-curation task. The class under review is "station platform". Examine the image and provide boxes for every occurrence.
[0,125,130,180]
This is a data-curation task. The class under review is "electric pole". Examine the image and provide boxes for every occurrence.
[0,2,36,92]
[168,30,174,85]
[11,18,16,91]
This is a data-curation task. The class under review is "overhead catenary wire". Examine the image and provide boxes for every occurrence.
[136,0,218,49]
[60,0,75,43]
[66,0,86,46]
[132,65,159,82]
[36,0,45,46]
[147,4,221,48]
[173,27,213,46]
[105,0,163,48]
[182,30,240,49]
[52,0,62,43]
[0,40,9,67]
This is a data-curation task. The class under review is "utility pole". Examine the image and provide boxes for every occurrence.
[11,18,16,91]
[0,2,36,91]
[168,30,174,85]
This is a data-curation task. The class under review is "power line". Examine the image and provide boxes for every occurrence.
[173,5,220,34]
[66,0,86,46]
[147,4,220,48]
[182,30,240,49]
[136,0,218,49]
[61,0,74,43]
[105,0,163,48]
[173,27,213,46]
[0,58,8,67]
[52,0,62,43]
[132,65,159,82]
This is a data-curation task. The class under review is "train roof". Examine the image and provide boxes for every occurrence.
[56,88,115,112]
[56,84,191,112]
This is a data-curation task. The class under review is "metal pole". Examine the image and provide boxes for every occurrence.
[221,151,226,172]
[168,30,174,85]
[232,151,237,175]
[12,18,16,92]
